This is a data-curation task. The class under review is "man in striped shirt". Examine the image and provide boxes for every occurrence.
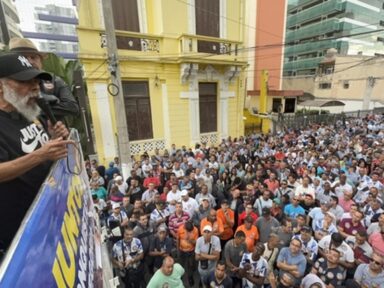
[168,202,190,238]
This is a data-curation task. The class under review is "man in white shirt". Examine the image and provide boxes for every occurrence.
[166,183,182,213]
[180,189,198,218]
[239,242,269,288]
[333,174,353,198]
[318,233,354,269]
[115,175,128,194]
[294,176,315,200]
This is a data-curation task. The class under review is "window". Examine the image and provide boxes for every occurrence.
[284,98,296,113]
[122,81,153,141]
[319,83,332,89]
[199,83,217,133]
[325,67,334,74]
[272,98,282,113]
[111,0,139,32]
[343,81,349,89]
[195,0,220,54]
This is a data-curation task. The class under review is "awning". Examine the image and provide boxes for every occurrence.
[299,100,345,107]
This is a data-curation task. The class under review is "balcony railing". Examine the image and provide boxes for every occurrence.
[179,34,240,56]
[129,138,166,156]
[100,31,162,53]
[200,132,219,145]
[287,0,343,27]
[284,57,323,71]
[286,19,340,42]
[285,39,337,56]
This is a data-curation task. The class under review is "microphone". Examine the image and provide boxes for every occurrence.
[36,93,57,126]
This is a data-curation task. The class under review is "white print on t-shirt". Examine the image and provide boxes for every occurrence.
[20,123,49,153]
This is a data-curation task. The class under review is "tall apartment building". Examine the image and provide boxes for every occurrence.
[284,0,384,76]
[14,0,78,59]
[0,0,22,46]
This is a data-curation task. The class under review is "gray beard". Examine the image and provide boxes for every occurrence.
[2,83,41,121]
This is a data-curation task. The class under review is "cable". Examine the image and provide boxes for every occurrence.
[66,141,83,176]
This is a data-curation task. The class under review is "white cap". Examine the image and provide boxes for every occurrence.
[180,190,188,196]
[112,202,120,209]
[115,175,123,181]
[202,225,212,232]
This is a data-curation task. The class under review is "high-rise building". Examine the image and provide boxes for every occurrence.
[0,0,22,46]
[284,0,384,76]
[14,0,78,59]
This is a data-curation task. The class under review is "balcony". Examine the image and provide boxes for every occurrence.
[286,19,340,42]
[287,0,344,27]
[284,57,323,71]
[129,138,165,156]
[99,31,163,54]
[285,39,337,56]
[179,34,241,61]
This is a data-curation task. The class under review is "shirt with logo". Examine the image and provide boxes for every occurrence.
[0,111,51,249]
[239,253,269,288]
[112,237,143,269]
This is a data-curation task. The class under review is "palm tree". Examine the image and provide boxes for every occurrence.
[42,53,93,155]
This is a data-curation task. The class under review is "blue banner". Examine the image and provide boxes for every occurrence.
[0,130,103,288]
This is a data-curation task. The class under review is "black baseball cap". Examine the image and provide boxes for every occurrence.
[0,53,51,81]
[262,207,271,215]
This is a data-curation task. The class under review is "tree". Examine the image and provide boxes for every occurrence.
[42,53,92,155]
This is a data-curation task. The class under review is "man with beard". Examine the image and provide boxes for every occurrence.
[0,54,71,253]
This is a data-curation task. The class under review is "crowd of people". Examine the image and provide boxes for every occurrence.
[88,114,384,288]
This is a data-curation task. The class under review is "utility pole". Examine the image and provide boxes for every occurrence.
[362,76,375,110]
[101,0,131,179]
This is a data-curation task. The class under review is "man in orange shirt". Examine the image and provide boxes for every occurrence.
[200,208,224,238]
[217,199,234,248]
[177,221,199,286]
[235,216,259,252]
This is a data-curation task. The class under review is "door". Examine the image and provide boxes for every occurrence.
[199,83,217,133]
[195,0,220,54]
[122,81,153,141]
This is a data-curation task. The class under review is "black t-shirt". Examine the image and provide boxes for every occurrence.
[203,272,233,288]
[149,236,173,268]
[0,111,52,250]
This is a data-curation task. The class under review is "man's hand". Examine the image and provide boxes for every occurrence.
[36,138,73,161]
[118,261,124,269]
[124,259,133,267]
[48,121,69,139]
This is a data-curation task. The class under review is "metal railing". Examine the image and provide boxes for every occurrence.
[274,107,384,131]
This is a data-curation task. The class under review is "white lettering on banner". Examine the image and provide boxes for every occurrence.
[18,56,33,67]
[20,123,49,153]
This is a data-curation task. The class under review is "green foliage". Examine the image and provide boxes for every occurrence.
[42,54,90,154]
[42,53,82,87]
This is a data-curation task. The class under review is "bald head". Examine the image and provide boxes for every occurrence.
[161,256,175,276]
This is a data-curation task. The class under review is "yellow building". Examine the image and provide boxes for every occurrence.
[77,0,247,163]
